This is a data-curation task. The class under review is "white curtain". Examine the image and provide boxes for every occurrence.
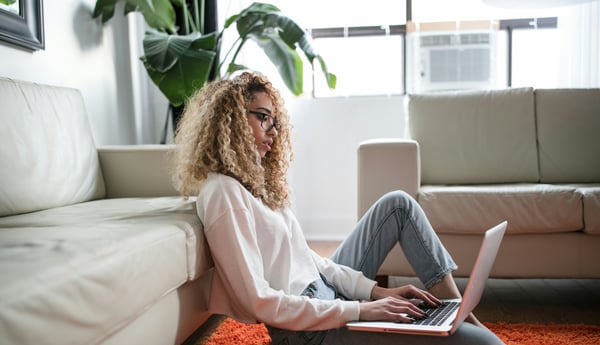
[558,0,600,87]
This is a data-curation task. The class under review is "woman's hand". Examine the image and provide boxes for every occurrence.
[358,284,442,322]
[359,297,428,322]
[371,284,441,307]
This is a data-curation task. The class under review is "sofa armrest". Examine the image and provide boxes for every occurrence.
[357,139,420,218]
[97,145,179,198]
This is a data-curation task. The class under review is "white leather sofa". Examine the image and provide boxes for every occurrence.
[358,87,600,279]
[0,78,213,344]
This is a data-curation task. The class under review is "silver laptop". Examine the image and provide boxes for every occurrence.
[346,221,507,336]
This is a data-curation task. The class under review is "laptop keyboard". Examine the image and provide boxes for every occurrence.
[412,301,460,326]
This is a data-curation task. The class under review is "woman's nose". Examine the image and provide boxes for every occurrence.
[267,126,278,137]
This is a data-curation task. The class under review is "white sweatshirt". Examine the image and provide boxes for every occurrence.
[195,173,376,330]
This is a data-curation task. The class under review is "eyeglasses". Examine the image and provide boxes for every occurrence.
[248,110,281,132]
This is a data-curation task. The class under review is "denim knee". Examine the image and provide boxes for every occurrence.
[377,190,417,212]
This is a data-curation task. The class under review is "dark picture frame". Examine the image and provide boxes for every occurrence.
[0,0,44,50]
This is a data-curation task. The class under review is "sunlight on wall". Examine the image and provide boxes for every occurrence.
[286,95,407,240]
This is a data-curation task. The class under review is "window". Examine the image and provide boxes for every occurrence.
[311,29,405,97]
[218,0,407,97]
[219,0,599,97]
[405,0,598,91]
[501,18,560,88]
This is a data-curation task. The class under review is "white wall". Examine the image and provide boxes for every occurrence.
[287,95,408,240]
[0,0,166,145]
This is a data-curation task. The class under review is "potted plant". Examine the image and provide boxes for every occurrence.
[93,0,336,134]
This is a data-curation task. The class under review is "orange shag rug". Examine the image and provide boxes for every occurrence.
[204,318,600,345]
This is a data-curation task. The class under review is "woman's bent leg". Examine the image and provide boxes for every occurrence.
[331,190,456,289]
[331,190,486,327]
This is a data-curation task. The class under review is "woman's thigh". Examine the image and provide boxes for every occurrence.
[268,323,503,345]
[324,323,503,345]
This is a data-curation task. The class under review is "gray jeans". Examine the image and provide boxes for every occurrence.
[267,191,504,345]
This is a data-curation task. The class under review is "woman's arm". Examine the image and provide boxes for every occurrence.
[309,251,376,301]
[204,207,361,330]
[309,251,440,323]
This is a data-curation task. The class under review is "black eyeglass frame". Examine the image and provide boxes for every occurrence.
[248,110,281,132]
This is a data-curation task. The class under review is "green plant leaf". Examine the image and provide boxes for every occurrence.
[143,29,194,71]
[227,2,336,93]
[314,55,337,89]
[141,29,217,106]
[0,0,17,5]
[250,31,303,95]
[93,0,176,32]
[92,0,119,23]
[268,15,336,89]
[224,2,281,29]
[227,63,249,74]
[296,36,337,89]
[135,0,176,31]
[190,31,218,51]
[93,0,336,107]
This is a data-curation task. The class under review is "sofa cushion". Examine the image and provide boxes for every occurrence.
[417,184,582,235]
[0,78,105,217]
[380,232,600,278]
[408,87,538,185]
[536,89,600,183]
[0,196,210,281]
[573,185,600,235]
[0,197,208,345]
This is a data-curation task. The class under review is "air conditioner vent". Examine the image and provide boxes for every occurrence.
[460,33,490,45]
[420,33,491,47]
[420,35,454,47]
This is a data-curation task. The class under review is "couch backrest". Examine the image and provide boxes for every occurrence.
[536,89,600,183]
[408,87,539,185]
[0,78,106,216]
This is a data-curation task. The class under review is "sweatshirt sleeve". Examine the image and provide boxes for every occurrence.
[310,251,377,301]
[198,179,362,330]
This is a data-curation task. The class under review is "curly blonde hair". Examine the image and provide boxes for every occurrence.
[172,72,293,210]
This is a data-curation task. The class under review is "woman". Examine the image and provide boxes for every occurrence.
[173,72,503,345]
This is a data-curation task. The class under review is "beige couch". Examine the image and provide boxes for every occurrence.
[0,78,212,344]
[358,87,600,279]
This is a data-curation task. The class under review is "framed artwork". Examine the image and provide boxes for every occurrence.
[0,0,44,50]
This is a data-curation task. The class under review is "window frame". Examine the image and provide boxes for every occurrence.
[308,17,557,96]
[310,25,408,97]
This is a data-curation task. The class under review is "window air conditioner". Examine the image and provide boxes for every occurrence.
[410,31,497,93]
